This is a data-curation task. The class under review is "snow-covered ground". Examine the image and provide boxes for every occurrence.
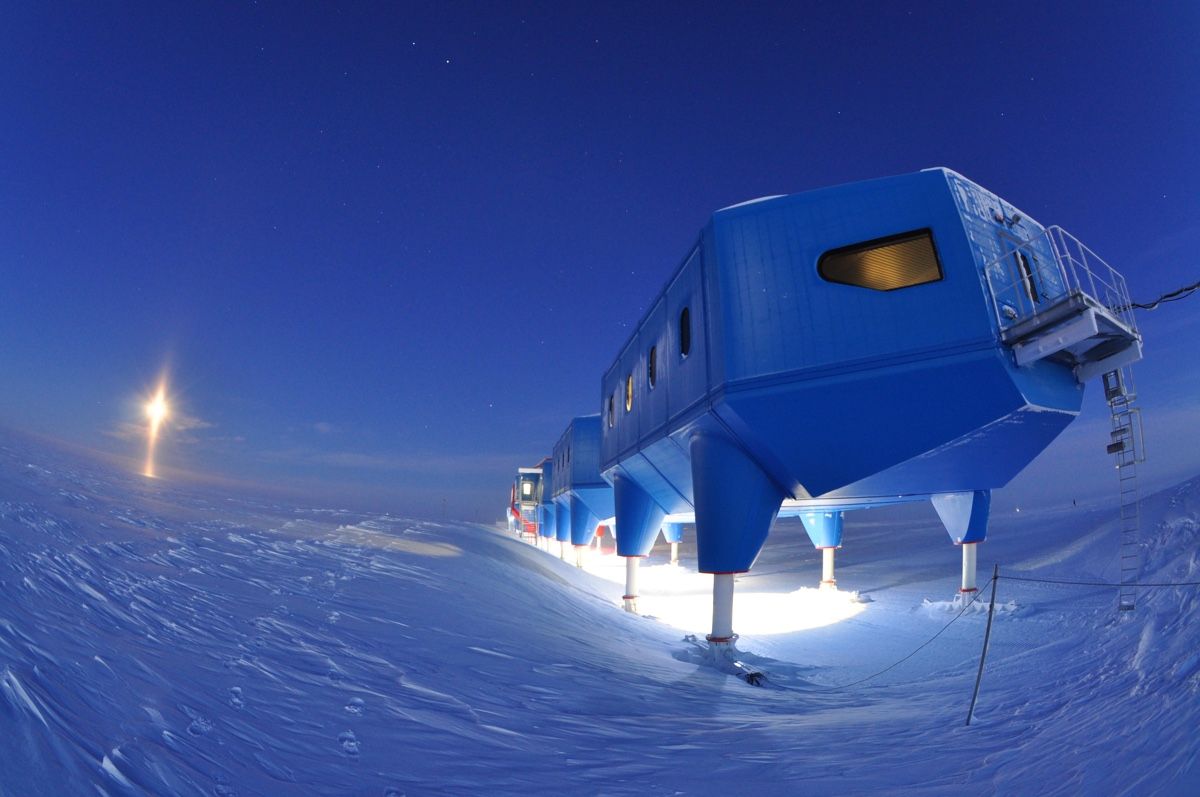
[1,431,1197,796]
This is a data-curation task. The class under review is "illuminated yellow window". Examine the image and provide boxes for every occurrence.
[625,374,633,412]
[522,481,533,497]
[818,229,942,291]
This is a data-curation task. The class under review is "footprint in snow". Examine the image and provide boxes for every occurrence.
[344,697,364,715]
[183,710,213,736]
[228,687,244,709]
[338,730,360,756]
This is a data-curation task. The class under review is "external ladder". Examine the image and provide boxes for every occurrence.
[1104,369,1144,612]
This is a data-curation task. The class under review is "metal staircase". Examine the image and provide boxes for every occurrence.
[1104,369,1144,612]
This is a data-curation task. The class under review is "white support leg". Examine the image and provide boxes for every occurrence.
[623,556,640,612]
[708,573,735,643]
[670,541,679,564]
[820,547,837,590]
[558,540,565,560]
[960,542,978,594]
[574,545,586,568]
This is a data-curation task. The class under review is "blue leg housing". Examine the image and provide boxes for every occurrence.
[613,472,667,558]
[661,522,684,544]
[690,433,783,573]
[539,504,557,539]
[932,489,991,544]
[569,494,600,547]
[799,510,844,549]
[554,498,571,543]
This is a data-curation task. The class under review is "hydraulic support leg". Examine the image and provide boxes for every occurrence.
[623,556,641,612]
[960,542,978,595]
[821,547,837,590]
[710,573,735,643]
[690,432,782,645]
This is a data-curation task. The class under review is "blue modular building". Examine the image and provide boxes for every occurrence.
[536,457,557,547]
[598,168,1142,640]
[551,415,616,566]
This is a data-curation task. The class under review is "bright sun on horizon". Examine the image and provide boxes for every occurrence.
[143,383,170,478]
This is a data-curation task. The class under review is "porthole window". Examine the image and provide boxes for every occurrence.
[607,394,615,428]
[679,307,692,358]
[624,374,633,412]
[818,229,942,291]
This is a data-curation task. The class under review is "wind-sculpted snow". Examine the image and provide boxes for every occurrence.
[1,433,1198,796]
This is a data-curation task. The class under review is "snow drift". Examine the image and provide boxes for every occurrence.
[0,432,1197,795]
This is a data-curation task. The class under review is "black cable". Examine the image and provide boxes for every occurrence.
[1001,574,1200,588]
[1121,278,1200,311]
[821,576,996,691]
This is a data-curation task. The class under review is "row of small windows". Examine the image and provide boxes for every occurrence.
[555,445,572,473]
[606,229,942,430]
[607,305,693,427]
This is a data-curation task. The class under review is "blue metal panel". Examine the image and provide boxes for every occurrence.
[666,248,709,426]
[615,341,640,456]
[574,485,614,523]
[613,446,692,516]
[714,348,1037,498]
[538,460,556,538]
[711,171,992,385]
[569,417,606,489]
[642,297,669,437]
[944,170,1067,325]
[600,366,620,468]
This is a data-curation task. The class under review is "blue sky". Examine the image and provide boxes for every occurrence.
[2,2,1197,518]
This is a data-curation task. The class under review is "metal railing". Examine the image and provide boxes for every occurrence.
[982,225,1139,337]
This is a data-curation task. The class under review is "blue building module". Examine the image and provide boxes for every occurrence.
[536,458,557,544]
[551,415,616,551]
[598,168,1141,638]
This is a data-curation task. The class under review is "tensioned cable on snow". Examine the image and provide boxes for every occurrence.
[801,570,1197,693]
[1001,574,1200,588]
[820,576,996,691]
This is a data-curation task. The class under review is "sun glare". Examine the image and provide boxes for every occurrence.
[143,382,170,478]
